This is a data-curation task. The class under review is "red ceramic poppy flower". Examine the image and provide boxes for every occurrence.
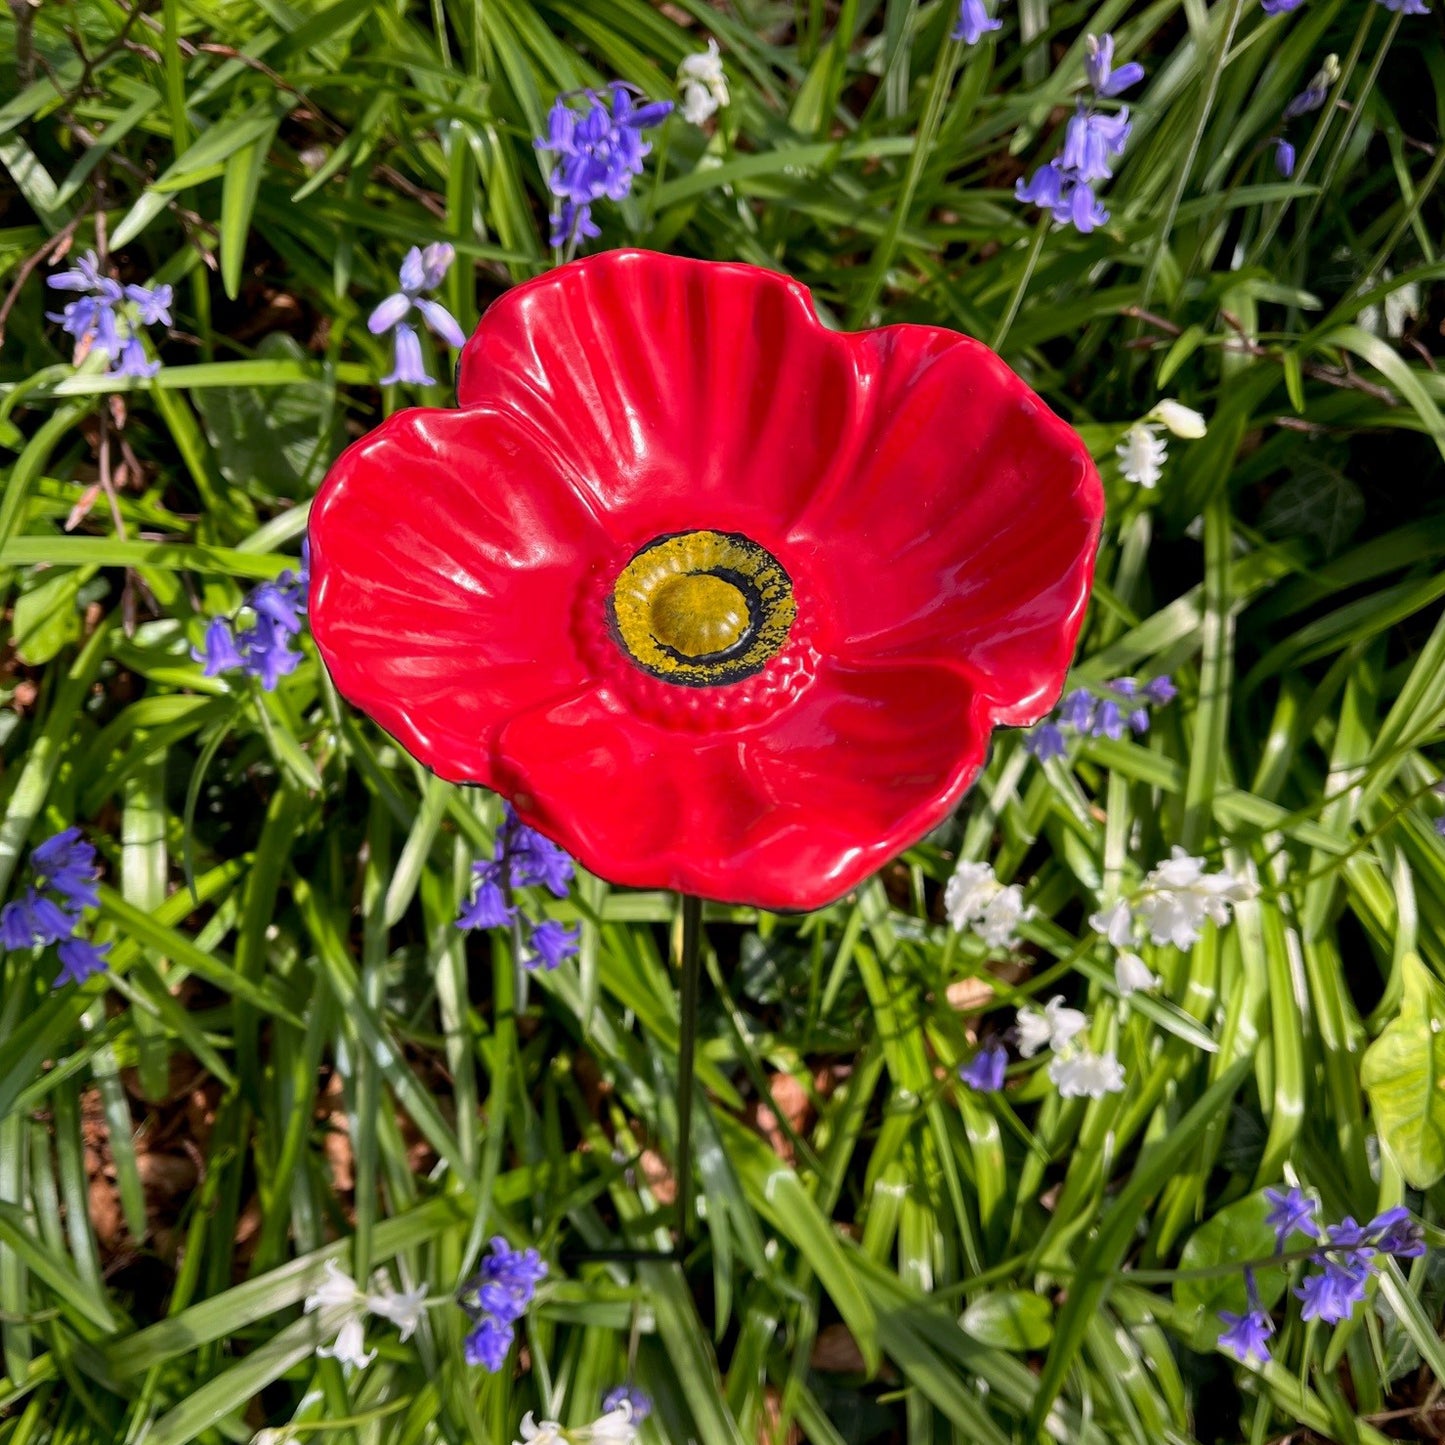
[310,250,1102,911]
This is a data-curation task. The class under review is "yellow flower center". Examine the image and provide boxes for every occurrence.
[607,530,796,687]
[649,573,750,658]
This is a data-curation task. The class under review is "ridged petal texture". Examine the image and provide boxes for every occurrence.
[311,249,1103,910]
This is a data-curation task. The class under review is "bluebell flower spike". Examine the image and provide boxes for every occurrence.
[536,86,673,250]
[46,251,170,377]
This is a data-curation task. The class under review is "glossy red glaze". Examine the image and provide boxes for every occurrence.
[310,250,1103,910]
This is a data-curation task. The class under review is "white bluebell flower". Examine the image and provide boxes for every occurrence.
[1048,1047,1126,1097]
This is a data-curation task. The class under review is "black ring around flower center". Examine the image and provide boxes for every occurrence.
[606,531,796,686]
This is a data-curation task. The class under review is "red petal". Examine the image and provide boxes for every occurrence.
[309,406,609,784]
[456,249,861,553]
[787,326,1102,726]
[494,658,989,911]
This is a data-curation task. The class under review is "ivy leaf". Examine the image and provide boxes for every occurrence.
[1362,954,1445,1189]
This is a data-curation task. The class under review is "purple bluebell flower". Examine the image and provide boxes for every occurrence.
[1085,34,1145,97]
[370,243,465,388]
[32,828,100,913]
[959,1040,1007,1092]
[0,900,36,951]
[1062,107,1132,183]
[459,806,575,933]
[237,616,303,690]
[1375,0,1429,12]
[1108,677,1139,697]
[1025,721,1067,761]
[1126,708,1150,734]
[125,283,173,327]
[194,618,246,677]
[1141,675,1177,705]
[511,825,574,898]
[1090,698,1125,740]
[952,0,1002,44]
[251,581,304,637]
[461,1235,546,1370]
[197,561,309,691]
[49,252,113,295]
[536,84,673,250]
[1016,161,1066,211]
[1283,71,1334,120]
[380,322,433,387]
[1065,182,1109,233]
[30,891,81,942]
[1264,1185,1318,1251]
[458,861,513,931]
[1434,815,1445,838]
[114,335,159,379]
[462,1315,514,1371]
[526,919,580,971]
[480,1236,549,1297]
[1058,689,1095,731]
[1261,0,1306,12]
[46,253,170,377]
[1295,1256,1369,1323]
[0,889,75,949]
[1368,1207,1426,1259]
[1218,1271,1274,1364]
[54,935,111,988]
[602,1386,652,1421]
[550,200,602,249]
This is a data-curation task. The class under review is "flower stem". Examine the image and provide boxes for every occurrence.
[674,893,703,1259]
[990,212,1050,353]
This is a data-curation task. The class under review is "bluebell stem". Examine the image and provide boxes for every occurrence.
[952,0,1002,45]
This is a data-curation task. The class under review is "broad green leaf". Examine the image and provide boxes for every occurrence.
[1362,955,1445,1188]
[961,1290,1054,1351]
[192,334,342,500]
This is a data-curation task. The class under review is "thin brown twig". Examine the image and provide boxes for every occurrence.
[0,216,83,347]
